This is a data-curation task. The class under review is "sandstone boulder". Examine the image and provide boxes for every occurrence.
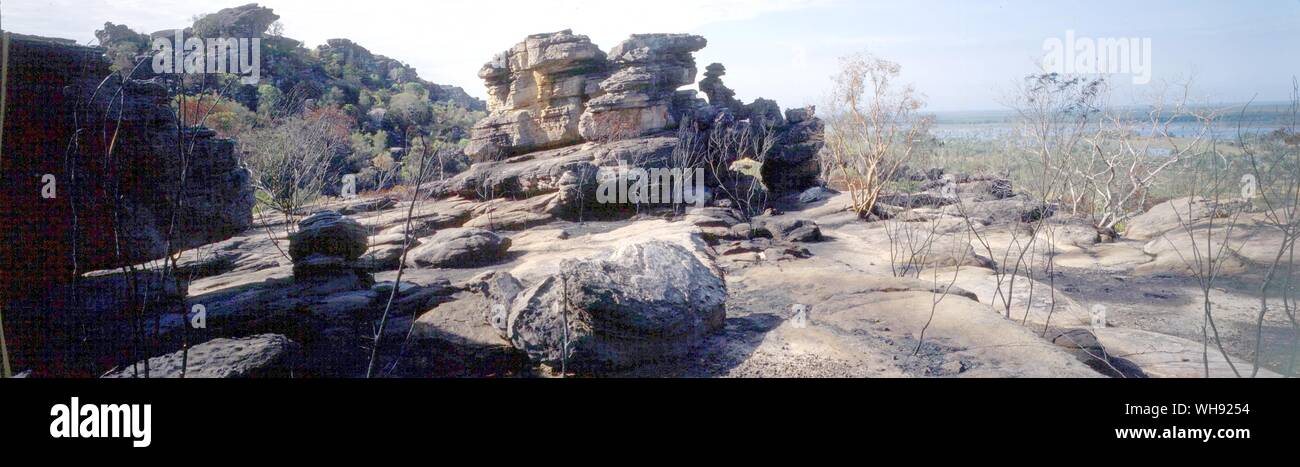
[289,211,369,262]
[506,240,726,370]
[1124,196,1242,240]
[798,186,837,204]
[288,211,369,278]
[406,228,512,269]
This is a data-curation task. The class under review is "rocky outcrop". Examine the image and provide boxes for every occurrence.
[462,31,825,196]
[315,39,487,112]
[465,30,608,161]
[578,34,708,141]
[0,36,254,277]
[761,106,823,192]
[506,240,727,370]
[763,218,823,243]
[189,2,282,38]
[464,31,710,160]
[428,135,679,220]
[699,63,742,117]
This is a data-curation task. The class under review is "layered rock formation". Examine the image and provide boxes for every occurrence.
[465,30,608,161]
[0,35,254,278]
[465,31,714,161]
[463,30,824,195]
[577,34,708,141]
[699,63,741,116]
[764,106,825,192]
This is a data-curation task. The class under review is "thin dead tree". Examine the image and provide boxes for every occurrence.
[914,222,970,355]
[366,130,436,378]
[1078,80,1212,230]
[160,74,239,377]
[1163,134,1250,378]
[1241,79,1300,377]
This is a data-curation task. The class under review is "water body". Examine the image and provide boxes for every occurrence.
[927,103,1295,142]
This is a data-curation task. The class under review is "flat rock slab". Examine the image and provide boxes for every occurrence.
[104,334,298,378]
[720,265,1104,378]
[1094,328,1281,378]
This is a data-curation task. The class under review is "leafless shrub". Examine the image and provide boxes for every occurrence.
[824,52,929,217]
[1078,81,1216,229]
[704,120,776,220]
[1241,78,1300,377]
[240,102,353,230]
[367,132,438,378]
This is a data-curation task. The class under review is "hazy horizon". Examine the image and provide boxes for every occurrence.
[3,0,1297,112]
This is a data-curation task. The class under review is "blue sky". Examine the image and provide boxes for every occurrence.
[3,0,1298,111]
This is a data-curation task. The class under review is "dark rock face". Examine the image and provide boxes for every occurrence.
[403,272,528,376]
[0,35,255,375]
[0,36,254,276]
[764,106,825,193]
[174,270,458,377]
[506,240,726,370]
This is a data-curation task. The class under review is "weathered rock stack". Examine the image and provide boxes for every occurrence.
[578,34,708,141]
[765,106,825,192]
[460,30,825,198]
[466,30,608,161]
[698,62,783,126]
[289,211,369,279]
[699,63,742,116]
[465,30,711,161]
